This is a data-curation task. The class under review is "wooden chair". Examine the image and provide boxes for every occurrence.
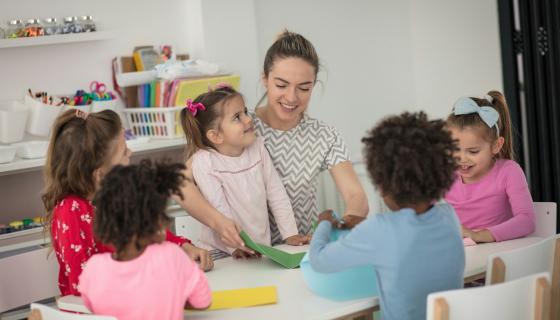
[530,202,557,238]
[427,272,551,320]
[486,234,560,319]
[29,303,116,320]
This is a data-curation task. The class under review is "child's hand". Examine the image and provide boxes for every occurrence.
[461,225,475,239]
[318,210,338,226]
[27,309,42,320]
[338,214,366,229]
[284,234,311,246]
[232,249,261,259]
[182,243,214,271]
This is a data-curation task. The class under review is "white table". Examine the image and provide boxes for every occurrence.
[58,237,545,320]
[185,245,379,320]
[463,236,543,282]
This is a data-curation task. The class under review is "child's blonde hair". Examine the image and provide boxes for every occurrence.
[42,109,122,239]
[447,90,514,160]
[180,86,242,160]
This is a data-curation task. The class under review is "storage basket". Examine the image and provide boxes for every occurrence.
[0,101,28,143]
[121,106,184,139]
[24,95,63,137]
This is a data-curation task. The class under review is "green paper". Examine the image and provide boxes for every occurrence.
[239,231,306,269]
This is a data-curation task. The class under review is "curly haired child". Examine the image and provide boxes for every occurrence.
[309,112,465,320]
[79,160,211,320]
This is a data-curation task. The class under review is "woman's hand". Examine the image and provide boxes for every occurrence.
[284,234,311,246]
[232,249,261,259]
[182,243,214,271]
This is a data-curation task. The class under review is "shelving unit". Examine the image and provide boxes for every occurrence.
[0,31,115,49]
[0,137,185,176]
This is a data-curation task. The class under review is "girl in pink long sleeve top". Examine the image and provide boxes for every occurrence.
[444,91,535,243]
[180,86,309,258]
[79,161,211,320]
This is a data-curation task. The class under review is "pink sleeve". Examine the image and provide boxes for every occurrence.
[487,162,536,241]
[186,267,212,309]
[178,249,212,309]
[259,139,299,239]
[192,152,235,253]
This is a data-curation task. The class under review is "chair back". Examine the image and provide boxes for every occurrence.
[29,303,117,320]
[531,202,557,238]
[427,272,551,320]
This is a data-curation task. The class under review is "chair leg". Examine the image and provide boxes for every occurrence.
[551,239,560,320]
[490,257,506,284]
[433,298,449,320]
[534,277,551,320]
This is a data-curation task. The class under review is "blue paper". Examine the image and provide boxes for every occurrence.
[300,228,378,301]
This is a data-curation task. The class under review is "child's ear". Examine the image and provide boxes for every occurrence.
[492,136,505,155]
[206,129,223,145]
[93,168,104,188]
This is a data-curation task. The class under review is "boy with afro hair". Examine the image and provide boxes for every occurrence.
[309,112,465,320]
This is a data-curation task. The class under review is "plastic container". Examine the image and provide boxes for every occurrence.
[23,19,43,37]
[0,101,28,143]
[122,106,183,138]
[24,95,63,137]
[11,140,49,159]
[42,17,60,36]
[6,20,24,38]
[300,228,378,301]
[91,98,118,113]
[0,146,16,164]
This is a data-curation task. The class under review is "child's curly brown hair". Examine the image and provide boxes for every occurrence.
[362,111,457,207]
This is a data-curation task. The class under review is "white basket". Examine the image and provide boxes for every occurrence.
[121,106,184,139]
[91,99,118,113]
[0,101,28,143]
[24,95,63,137]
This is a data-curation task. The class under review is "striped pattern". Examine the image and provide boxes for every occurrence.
[251,112,350,244]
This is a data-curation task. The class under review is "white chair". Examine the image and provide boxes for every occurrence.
[486,234,560,319]
[427,272,551,320]
[29,303,116,320]
[530,202,557,238]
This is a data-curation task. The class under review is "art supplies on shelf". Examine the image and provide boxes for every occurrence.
[132,46,161,71]
[239,231,306,269]
[207,286,277,311]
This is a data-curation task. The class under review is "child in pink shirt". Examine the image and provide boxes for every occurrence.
[180,86,309,258]
[444,91,535,243]
[79,160,211,320]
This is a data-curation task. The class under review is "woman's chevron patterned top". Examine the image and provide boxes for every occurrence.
[251,112,350,244]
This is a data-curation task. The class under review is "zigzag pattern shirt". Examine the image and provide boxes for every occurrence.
[251,112,350,244]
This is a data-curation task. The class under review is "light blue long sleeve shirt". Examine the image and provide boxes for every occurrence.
[309,203,465,320]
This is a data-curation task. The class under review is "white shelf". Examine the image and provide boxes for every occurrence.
[0,30,115,49]
[0,137,185,176]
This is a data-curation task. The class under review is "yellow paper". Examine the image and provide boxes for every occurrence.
[173,75,241,106]
[207,286,277,310]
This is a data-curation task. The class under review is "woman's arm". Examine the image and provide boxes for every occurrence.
[173,158,250,251]
[330,161,369,223]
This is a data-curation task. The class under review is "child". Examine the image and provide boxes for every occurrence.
[309,112,465,320]
[180,86,309,258]
[445,91,536,243]
[79,160,211,320]
[42,109,212,296]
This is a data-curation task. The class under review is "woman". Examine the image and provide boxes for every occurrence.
[177,30,368,252]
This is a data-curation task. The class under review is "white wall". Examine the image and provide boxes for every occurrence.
[410,0,503,118]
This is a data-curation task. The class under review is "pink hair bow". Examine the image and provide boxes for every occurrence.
[186,99,206,117]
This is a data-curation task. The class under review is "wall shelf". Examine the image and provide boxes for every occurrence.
[0,137,185,176]
[0,30,115,49]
